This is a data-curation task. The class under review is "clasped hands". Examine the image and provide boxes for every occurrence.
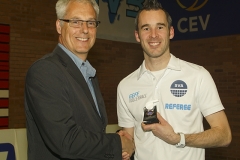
[117,130,135,160]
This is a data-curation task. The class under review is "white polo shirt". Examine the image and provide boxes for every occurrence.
[117,54,224,160]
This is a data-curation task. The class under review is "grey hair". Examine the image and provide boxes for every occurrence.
[135,0,172,31]
[56,0,100,19]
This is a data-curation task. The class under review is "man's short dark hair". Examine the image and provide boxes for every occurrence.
[135,0,172,31]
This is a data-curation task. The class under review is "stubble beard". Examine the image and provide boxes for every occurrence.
[144,45,167,59]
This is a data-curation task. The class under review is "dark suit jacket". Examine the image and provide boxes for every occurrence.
[24,45,122,160]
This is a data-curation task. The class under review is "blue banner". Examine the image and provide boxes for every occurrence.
[159,0,240,40]
[97,0,240,42]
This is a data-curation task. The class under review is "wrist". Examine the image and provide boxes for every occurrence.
[175,132,185,148]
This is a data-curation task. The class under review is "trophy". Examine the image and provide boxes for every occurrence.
[143,105,159,124]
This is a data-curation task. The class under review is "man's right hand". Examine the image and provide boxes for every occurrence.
[118,130,135,159]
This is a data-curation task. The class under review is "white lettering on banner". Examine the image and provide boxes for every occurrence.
[177,14,210,33]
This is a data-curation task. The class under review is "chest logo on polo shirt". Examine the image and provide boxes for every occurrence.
[129,91,147,103]
[170,80,187,97]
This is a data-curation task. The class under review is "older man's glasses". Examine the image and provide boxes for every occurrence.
[59,19,100,28]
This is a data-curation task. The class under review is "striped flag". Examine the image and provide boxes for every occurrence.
[0,24,9,129]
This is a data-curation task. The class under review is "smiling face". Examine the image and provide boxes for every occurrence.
[135,9,174,59]
[56,1,97,60]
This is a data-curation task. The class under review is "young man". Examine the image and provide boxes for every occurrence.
[117,1,231,160]
[24,0,134,159]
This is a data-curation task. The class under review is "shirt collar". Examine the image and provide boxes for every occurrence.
[137,54,181,80]
[58,43,96,79]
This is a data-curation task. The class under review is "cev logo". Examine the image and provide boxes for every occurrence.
[176,0,208,11]
[176,0,210,33]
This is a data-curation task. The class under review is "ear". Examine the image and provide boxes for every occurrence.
[169,26,174,39]
[135,30,141,42]
[56,20,62,34]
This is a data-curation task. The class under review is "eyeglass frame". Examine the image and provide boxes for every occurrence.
[59,19,101,28]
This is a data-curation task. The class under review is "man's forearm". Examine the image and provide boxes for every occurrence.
[185,127,231,148]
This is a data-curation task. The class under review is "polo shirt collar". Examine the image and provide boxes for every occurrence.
[137,54,181,79]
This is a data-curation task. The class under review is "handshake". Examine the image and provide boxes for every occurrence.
[117,130,135,160]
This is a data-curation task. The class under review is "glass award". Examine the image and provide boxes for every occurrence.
[143,105,159,124]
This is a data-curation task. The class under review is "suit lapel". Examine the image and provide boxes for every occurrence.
[52,46,98,115]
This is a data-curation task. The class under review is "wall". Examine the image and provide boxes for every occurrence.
[0,0,239,159]
[0,0,59,128]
